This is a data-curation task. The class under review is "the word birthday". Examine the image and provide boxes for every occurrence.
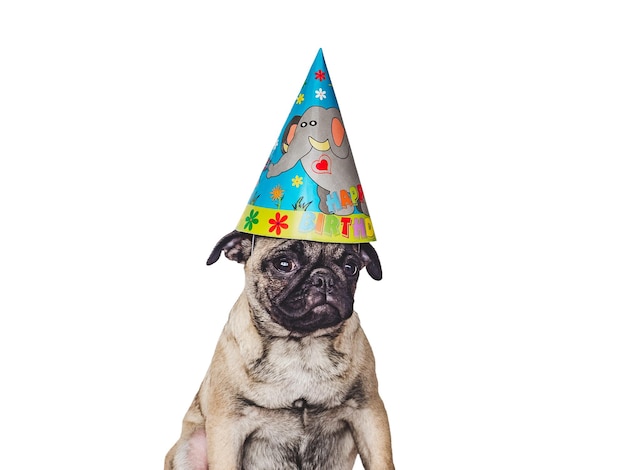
[298,212,374,239]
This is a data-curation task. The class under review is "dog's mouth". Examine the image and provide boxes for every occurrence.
[273,291,352,334]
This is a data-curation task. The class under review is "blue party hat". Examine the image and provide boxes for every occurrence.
[236,49,375,243]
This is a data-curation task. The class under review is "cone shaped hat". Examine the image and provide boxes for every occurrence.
[236,49,375,243]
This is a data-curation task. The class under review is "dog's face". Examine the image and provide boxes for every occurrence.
[207,231,382,336]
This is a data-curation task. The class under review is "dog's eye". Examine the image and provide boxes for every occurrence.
[273,258,297,273]
[344,262,358,276]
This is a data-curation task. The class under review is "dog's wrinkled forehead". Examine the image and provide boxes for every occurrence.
[263,238,353,263]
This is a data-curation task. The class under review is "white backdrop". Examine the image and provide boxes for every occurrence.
[1,1,625,469]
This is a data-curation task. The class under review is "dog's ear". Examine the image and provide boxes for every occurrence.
[207,231,254,265]
[359,243,383,281]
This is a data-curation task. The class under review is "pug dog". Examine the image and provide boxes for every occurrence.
[165,231,394,470]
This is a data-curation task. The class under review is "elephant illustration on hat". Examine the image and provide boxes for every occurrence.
[266,106,368,216]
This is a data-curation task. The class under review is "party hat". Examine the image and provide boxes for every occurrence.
[236,49,375,243]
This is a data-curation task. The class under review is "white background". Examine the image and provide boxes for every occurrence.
[1,1,625,469]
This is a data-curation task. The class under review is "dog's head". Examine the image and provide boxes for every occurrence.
[207,231,382,336]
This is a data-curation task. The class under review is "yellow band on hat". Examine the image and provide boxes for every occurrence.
[236,205,376,243]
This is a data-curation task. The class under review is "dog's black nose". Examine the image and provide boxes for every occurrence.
[311,269,335,292]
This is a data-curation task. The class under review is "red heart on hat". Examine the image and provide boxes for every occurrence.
[312,156,331,174]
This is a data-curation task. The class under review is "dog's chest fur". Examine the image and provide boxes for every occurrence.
[244,335,354,408]
[240,400,357,469]
[237,335,360,469]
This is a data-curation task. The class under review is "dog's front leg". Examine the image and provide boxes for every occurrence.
[348,396,395,470]
[204,405,258,470]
